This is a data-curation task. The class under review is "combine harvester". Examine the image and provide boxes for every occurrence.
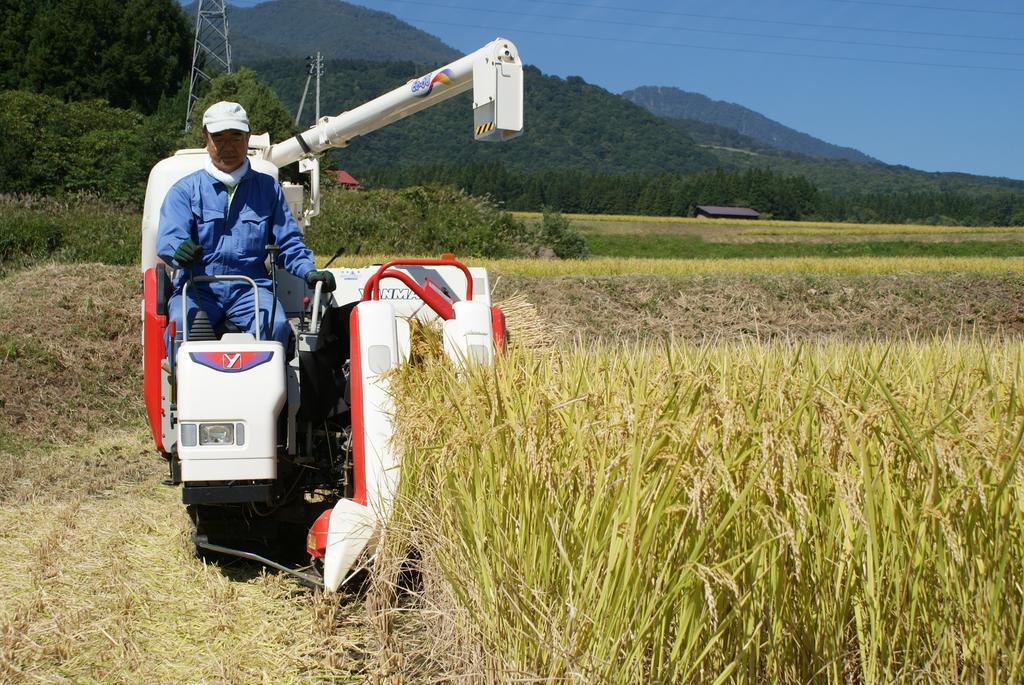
[140,39,523,591]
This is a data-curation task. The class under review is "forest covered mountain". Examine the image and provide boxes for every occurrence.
[250,60,717,176]
[623,86,876,163]
[183,0,458,64]
[208,0,1023,195]
[248,58,1024,196]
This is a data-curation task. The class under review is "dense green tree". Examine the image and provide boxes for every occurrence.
[183,68,297,147]
[0,0,191,114]
[0,90,167,199]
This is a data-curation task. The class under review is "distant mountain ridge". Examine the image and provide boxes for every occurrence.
[623,86,877,164]
[181,0,1022,195]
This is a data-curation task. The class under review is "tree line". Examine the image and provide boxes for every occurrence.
[0,0,1020,228]
[0,0,191,115]
[360,162,1024,226]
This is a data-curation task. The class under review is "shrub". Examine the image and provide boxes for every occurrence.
[0,91,173,202]
[0,214,63,275]
[540,209,588,259]
[0,195,137,275]
[309,185,535,258]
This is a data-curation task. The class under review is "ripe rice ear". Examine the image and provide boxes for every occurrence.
[387,336,1024,682]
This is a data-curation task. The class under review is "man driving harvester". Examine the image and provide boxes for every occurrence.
[157,101,335,353]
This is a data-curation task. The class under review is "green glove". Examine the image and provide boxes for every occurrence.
[304,269,336,293]
[173,239,202,267]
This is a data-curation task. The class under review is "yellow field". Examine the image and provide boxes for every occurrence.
[318,254,1024,277]
[512,210,1024,236]
[741,225,1024,237]
[389,337,1024,682]
[479,255,1024,277]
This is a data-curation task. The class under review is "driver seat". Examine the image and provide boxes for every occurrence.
[188,310,243,341]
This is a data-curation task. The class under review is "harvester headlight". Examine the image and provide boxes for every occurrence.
[199,423,235,446]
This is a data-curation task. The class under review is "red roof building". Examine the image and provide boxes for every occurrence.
[696,205,760,220]
[326,169,362,190]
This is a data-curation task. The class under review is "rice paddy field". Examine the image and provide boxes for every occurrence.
[3,211,1024,682]
[388,337,1024,682]
[512,211,1024,259]
[513,211,1024,237]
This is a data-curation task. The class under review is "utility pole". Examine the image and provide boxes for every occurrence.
[185,0,232,132]
[315,52,323,122]
[295,52,324,128]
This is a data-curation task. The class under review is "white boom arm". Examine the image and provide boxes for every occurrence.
[263,37,523,169]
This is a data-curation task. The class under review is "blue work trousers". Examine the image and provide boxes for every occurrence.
[164,280,290,355]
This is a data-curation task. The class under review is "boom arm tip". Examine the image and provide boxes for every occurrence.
[264,38,523,169]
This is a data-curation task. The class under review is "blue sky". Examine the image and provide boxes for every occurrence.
[232,0,1023,180]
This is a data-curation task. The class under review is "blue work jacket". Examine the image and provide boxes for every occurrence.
[156,165,315,288]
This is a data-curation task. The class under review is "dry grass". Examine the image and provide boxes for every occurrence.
[0,263,141,443]
[0,429,389,683]
[0,429,153,505]
[492,272,1024,344]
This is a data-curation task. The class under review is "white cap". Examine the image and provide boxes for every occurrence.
[202,101,250,133]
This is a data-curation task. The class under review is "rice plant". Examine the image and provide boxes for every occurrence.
[474,255,1024,277]
[388,337,1024,682]
[513,211,1023,235]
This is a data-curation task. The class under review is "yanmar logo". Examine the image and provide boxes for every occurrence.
[410,68,453,97]
[190,351,274,373]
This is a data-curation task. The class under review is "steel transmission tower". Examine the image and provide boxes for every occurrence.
[185,0,232,132]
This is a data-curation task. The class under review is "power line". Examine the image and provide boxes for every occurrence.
[408,17,1024,73]
[826,0,1024,16]
[376,0,1024,58]
[502,0,1024,42]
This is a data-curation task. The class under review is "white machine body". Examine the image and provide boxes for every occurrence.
[328,264,490,310]
[175,335,286,481]
[323,300,410,589]
[443,300,495,367]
